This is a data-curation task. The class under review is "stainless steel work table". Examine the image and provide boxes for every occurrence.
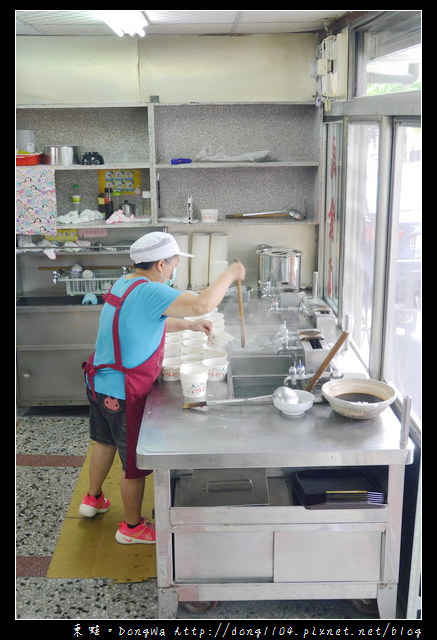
[137,373,413,619]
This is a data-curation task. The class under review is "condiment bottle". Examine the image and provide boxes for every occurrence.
[71,184,81,212]
[104,187,113,219]
[97,193,106,214]
[141,190,151,218]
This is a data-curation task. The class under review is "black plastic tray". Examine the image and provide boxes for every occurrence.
[293,469,384,506]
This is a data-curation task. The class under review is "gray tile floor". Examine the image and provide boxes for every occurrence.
[16,406,376,621]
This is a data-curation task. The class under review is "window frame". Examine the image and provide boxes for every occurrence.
[320,10,421,438]
[351,10,421,99]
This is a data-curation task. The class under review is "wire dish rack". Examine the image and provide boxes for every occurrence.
[60,270,123,296]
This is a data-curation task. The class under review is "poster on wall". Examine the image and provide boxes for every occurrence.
[98,169,142,195]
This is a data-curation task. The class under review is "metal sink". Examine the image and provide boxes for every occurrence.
[229,354,294,399]
[16,295,104,306]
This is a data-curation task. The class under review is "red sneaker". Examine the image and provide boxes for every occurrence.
[115,517,156,544]
[79,493,110,517]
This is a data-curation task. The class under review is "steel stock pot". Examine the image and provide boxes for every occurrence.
[256,245,302,289]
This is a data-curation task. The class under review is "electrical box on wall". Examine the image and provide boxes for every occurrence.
[315,30,348,105]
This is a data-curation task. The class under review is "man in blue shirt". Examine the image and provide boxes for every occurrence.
[80,231,246,544]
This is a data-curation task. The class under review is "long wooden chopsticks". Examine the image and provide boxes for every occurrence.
[236,279,246,348]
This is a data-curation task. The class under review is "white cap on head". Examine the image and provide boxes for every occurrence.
[129,231,194,263]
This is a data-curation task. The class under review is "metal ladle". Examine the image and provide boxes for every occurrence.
[225,209,306,220]
[272,386,300,405]
[183,386,300,409]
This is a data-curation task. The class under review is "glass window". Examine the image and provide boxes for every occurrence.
[383,123,421,423]
[342,122,379,367]
[354,11,421,96]
[322,121,343,313]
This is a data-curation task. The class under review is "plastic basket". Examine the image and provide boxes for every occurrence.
[63,271,121,296]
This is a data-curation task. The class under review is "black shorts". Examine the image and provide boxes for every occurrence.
[87,389,128,470]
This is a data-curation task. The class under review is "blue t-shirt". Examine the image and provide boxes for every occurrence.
[92,276,181,399]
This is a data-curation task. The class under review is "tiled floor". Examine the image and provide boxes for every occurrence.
[16,405,376,621]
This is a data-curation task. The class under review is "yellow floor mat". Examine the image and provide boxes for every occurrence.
[46,443,156,583]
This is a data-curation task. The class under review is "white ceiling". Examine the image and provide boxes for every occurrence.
[15,10,351,37]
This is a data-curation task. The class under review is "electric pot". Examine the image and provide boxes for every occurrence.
[256,245,302,290]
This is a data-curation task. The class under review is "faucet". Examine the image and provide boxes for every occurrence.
[283,362,306,386]
[275,320,292,354]
[52,270,61,284]
[267,295,280,314]
[283,364,297,386]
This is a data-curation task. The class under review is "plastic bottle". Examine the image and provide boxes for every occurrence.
[71,184,81,212]
[141,190,151,218]
[112,189,122,212]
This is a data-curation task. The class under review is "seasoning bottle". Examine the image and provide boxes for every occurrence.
[71,184,81,212]
[141,190,151,218]
[104,187,113,219]
[112,189,122,212]
[97,193,106,214]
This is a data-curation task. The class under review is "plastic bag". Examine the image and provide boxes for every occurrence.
[194,146,273,162]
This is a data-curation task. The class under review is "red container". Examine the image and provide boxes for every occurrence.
[16,153,43,166]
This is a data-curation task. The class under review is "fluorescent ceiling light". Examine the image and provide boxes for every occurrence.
[92,11,148,37]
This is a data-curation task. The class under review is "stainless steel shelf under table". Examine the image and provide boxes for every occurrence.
[136,379,414,619]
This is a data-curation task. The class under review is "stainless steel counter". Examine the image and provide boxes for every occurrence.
[135,297,414,620]
[137,379,413,470]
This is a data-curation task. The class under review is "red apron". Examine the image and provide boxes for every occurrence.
[83,278,165,479]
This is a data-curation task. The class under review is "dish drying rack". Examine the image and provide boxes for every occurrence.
[59,269,126,296]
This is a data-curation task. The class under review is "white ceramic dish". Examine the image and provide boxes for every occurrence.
[272,389,314,417]
[321,378,396,420]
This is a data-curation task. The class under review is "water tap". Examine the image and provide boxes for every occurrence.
[275,321,291,353]
[283,363,297,387]
[52,270,60,284]
[296,361,306,380]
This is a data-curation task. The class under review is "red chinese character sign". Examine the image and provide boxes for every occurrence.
[323,123,342,310]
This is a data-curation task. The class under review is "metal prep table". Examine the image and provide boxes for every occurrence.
[136,371,414,619]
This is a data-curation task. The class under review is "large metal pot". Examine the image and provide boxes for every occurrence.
[43,145,80,165]
[257,245,302,290]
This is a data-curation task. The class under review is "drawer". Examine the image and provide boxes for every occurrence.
[174,530,274,582]
[274,525,384,582]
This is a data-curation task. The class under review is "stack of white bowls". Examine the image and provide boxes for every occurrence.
[161,310,232,382]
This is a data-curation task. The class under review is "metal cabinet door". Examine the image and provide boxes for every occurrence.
[17,348,91,404]
[274,524,385,583]
[174,530,274,581]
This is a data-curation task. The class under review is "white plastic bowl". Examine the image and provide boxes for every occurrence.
[202,357,229,381]
[207,331,234,349]
[200,208,219,223]
[161,357,182,381]
[321,378,396,420]
[273,389,314,417]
